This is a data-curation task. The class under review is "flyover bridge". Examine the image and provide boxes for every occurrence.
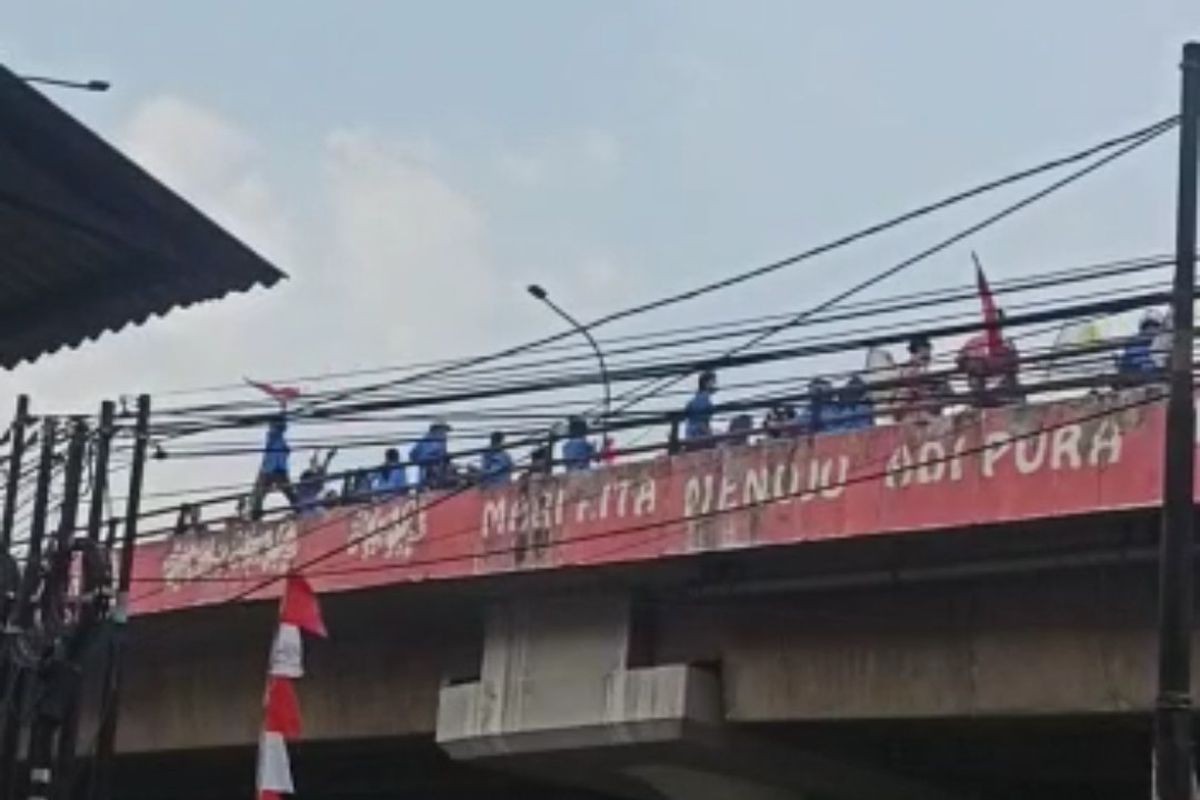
[104,390,1184,799]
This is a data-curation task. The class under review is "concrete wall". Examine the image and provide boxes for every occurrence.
[658,568,1162,720]
[101,587,481,752]
[104,557,1184,753]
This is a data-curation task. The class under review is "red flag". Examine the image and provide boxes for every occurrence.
[279,576,327,638]
[972,253,1003,357]
[246,378,302,405]
[264,677,302,738]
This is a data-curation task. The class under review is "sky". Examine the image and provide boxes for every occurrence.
[0,1,1198,510]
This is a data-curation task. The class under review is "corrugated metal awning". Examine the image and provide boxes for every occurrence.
[0,65,285,369]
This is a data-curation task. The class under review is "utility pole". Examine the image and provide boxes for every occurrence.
[1155,40,1200,800]
[25,420,87,800]
[92,395,150,800]
[1,396,29,553]
[85,402,114,545]
[1,419,57,800]
[0,397,29,786]
[55,402,115,798]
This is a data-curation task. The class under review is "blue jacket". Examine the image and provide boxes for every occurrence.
[480,448,514,486]
[562,437,595,471]
[374,464,408,494]
[1118,334,1157,374]
[260,421,290,475]
[828,400,873,432]
[795,401,829,435]
[409,431,448,487]
[683,390,714,440]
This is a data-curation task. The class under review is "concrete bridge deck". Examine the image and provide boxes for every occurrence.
[80,392,1189,798]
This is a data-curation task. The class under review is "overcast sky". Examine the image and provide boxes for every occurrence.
[1,2,1197,507]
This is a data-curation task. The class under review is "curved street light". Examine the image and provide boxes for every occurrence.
[527,284,612,422]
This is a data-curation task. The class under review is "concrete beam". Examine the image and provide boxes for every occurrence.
[437,594,959,800]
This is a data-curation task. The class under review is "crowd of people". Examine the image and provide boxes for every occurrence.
[679,369,875,452]
[181,307,1166,530]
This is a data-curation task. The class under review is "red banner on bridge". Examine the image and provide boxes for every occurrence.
[131,391,1176,615]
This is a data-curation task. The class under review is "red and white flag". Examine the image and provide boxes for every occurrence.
[256,577,326,800]
[246,378,302,406]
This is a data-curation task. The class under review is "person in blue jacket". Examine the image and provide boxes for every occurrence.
[562,416,596,471]
[683,370,718,447]
[795,378,834,436]
[373,447,409,496]
[410,420,451,489]
[250,414,296,519]
[480,431,514,486]
[1118,310,1164,378]
[831,375,874,432]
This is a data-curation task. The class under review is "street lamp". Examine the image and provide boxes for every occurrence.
[527,284,612,421]
[19,75,110,93]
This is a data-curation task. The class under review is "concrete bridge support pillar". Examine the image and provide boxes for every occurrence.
[436,593,954,800]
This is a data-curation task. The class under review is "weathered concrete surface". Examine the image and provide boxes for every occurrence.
[93,587,482,752]
[699,569,1162,720]
[435,595,956,800]
[102,528,1182,755]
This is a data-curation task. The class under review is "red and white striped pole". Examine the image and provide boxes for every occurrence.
[257,576,326,800]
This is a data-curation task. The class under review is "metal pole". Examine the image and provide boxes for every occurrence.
[527,285,613,420]
[101,518,117,557]
[91,396,149,800]
[1155,40,1200,800]
[1,396,29,553]
[0,397,30,784]
[25,421,86,800]
[51,421,86,554]
[0,419,57,800]
[85,403,114,545]
[55,403,114,797]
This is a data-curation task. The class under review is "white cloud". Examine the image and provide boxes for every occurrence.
[322,128,505,360]
[122,95,293,266]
